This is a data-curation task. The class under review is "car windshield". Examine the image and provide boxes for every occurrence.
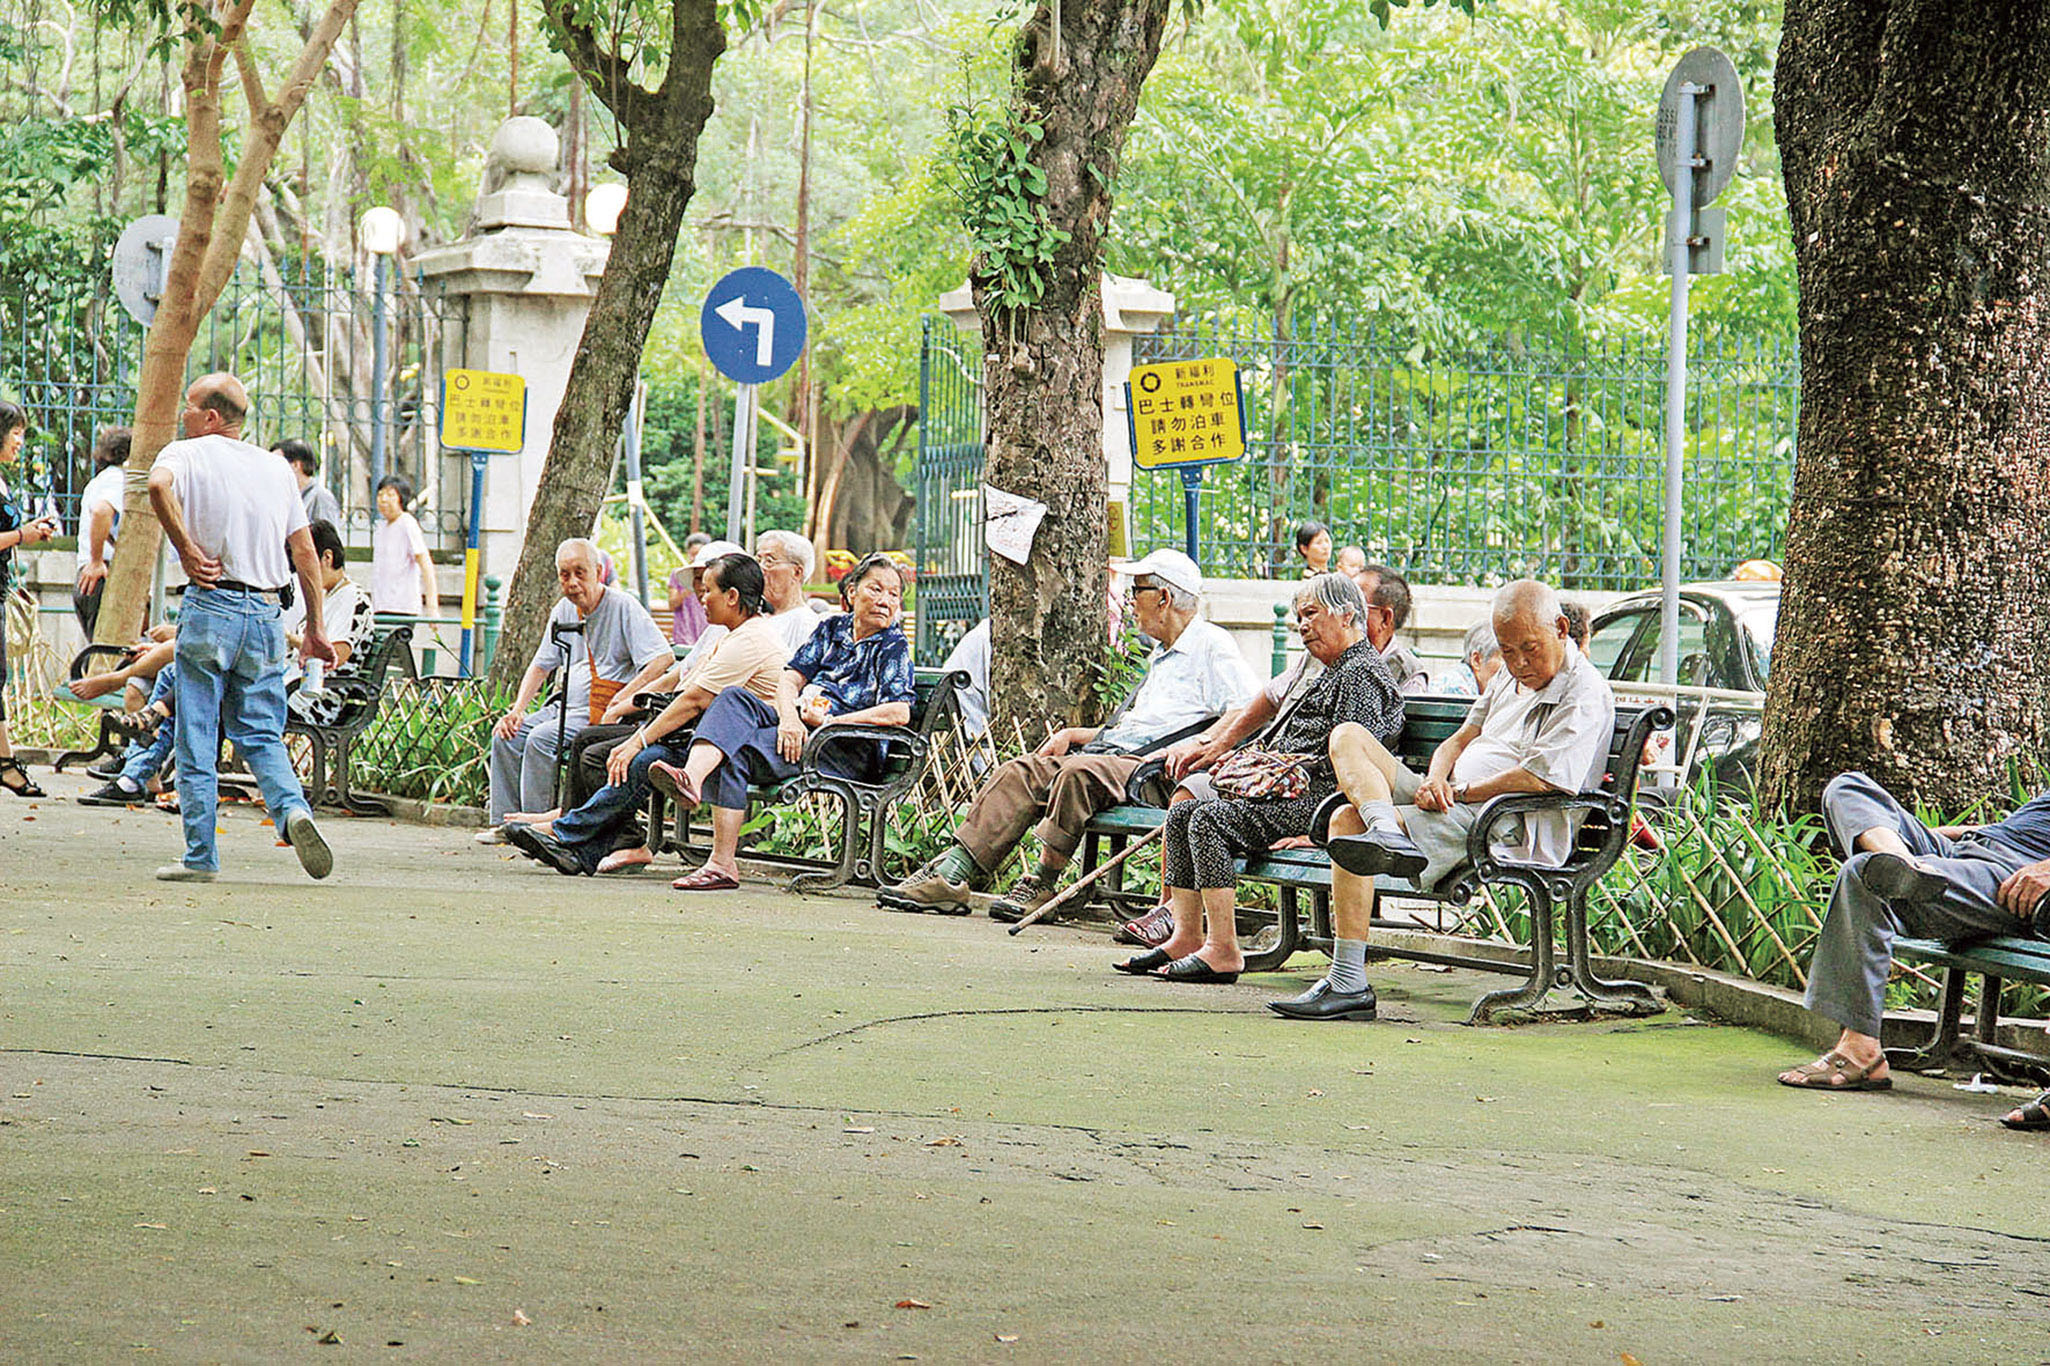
[1738,600,1778,682]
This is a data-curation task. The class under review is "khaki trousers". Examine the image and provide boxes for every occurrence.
[954,753,1143,870]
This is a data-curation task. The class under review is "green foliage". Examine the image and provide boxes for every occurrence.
[351,678,514,808]
[1091,595,1152,724]
[940,99,1070,327]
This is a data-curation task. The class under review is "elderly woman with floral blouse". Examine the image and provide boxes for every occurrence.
[1117,572,1405,984]
[651,552,915,891]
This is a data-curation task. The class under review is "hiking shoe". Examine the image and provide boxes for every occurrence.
[284,809,334,880]
[155,864,216,883]
[78,778,147,808]
[877,870,974,916]
[988,870,1057,924]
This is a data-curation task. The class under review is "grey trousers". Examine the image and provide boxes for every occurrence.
[489,700,585,822]
[1807,771,2031,1037]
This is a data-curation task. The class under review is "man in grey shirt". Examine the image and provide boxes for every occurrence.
[276,439,342,528]
[486,538,672,824]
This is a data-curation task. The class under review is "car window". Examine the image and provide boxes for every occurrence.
[1588,609,1651,679]
[1603,606,1709,684]
[1737,601,1778,684]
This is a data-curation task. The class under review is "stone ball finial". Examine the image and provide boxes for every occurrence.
[489,117,560,178]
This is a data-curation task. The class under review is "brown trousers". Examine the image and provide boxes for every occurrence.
[953,752,1143,871]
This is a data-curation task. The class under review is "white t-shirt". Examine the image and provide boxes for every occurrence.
[155,433,307,589]
[372,512,432,614]
[1453,640,1616,867]
[772,603,826,655]
[79,465,126,550]
[281,575,374,684]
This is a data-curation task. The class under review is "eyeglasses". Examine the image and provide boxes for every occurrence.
[1131,582,1164,597]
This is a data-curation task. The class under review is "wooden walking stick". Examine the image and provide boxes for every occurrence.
[1008,824,1166,935]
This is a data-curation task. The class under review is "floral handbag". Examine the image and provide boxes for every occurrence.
[1209,747,1315,801]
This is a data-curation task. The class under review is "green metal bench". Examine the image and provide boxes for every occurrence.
[1076,697,1676,1023]
[285,624,416,815]
[1886,935,2050,1085]
[51,642,147,773]
[660,666,969,893]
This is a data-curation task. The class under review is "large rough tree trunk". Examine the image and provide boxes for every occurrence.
[979,0,1172,730]
[1759,2,2050,814]
[94,0,361,646]
[487,0,726,691]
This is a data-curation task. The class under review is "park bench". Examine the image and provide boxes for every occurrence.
[51,642,150,773]
[1073,696,1676,1024]
[285,623,416,815]
[658,666,969,892]
[1885,935,2050,1085]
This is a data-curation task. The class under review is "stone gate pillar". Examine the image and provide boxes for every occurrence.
[413,117,609,583]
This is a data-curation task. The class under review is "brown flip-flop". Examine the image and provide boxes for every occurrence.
[1777,1050,1892,1091]
[671,866,739,892]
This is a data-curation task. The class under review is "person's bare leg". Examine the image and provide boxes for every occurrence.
[1329,721,1406,807]
[703,806,747,878]
[1195,886,1243,972]
[1158,886,1205,959]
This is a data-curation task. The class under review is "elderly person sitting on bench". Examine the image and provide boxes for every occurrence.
[1290,579,1614,1021]
[879,548,1255,921]
[646,552,916,892]
[1774,771,2050,1131]
[1115,572,1405,985]
[482,537,671,836]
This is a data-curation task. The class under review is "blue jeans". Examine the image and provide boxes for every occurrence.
[551,740,685,871]
[116,662,179,789]
[173,586,311,872]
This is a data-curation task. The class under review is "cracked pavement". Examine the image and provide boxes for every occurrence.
[4,774,2049,1361]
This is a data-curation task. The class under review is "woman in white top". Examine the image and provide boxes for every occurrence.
[371,474,439,617]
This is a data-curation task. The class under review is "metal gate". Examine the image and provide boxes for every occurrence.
[1,262,469,550]
[912,316,987,665]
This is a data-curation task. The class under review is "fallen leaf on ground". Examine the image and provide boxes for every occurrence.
[926,1136,962,1147]
[996,1334,1019,1343]
[134,1222,167,1230]
[894,1299,931,1310]
[512,1309,531,1326]
[454,1276,480,1285]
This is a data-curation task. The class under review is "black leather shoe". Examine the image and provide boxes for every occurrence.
[1858,852,1946,905]
[1268,978,1378,1021]
[506,822,590,876]
[1326,830,1428,880]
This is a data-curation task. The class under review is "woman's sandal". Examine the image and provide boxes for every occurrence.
[2000,1090,2050,1131]
[1113,947,1173,976]
[1776,1050,1892,1091]
[0,757,46,799]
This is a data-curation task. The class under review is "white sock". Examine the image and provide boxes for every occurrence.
[1359,800,1404,837]
[1327,938,1368,993]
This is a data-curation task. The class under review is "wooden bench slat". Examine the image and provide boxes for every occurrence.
[1894,936,2050,980]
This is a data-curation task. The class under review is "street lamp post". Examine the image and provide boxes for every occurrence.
[360,206,406,500]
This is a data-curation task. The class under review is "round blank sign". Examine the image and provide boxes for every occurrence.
[1655,47,1744,206]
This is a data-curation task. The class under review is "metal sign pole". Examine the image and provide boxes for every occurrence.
[725,382,752,544]
[1659,84,1699,689]
[1180,466,1204,561]
[459,448,489,676]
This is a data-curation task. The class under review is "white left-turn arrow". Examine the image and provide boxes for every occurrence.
[714,294,777,367]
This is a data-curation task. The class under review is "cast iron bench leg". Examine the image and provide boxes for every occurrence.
[1469,879,1557,1024]
[1240,885,1302,974]
[54,713,122,772]
[1885,965,1969,1074]
[1561,889,1662,1015]
[789,788,863,894]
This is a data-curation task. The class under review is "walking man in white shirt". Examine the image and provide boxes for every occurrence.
[147,372,337,883]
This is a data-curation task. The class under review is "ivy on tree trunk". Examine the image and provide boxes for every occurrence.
[486,0,727,691]
[1760,1,2050,813]
[974,0,1174,733]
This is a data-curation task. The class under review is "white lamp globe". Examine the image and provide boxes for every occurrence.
[585,183,629,237]
[360,205,406,256]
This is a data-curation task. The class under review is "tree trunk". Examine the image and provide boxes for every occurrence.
[489,0,726,691]
[979,0,1172,731]
[1759,1,2050,814]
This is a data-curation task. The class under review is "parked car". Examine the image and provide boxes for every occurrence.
[1586,581,1779,792]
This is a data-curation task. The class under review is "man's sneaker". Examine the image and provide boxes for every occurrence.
[988,870,1057,924]
[475,824,508,845]
[78,778,147,808]
[1325,829,1429,880]
[155,864,216,883]
[877,869,974,916]
[284,809,334,880]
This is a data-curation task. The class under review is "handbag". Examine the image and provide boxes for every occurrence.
[1208,746,1315,801]
[586,647,625,724]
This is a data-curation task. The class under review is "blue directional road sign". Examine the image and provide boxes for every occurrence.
[700,266,808,385]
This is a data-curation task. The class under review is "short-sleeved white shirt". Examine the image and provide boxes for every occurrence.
[1098,618,1258,751]
[80,465,126,548]
[155,433,307,589]
[371,512,432,614]
[1453,639,1615,866]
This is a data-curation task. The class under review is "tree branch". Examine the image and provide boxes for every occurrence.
[542,0,652,131]
[232,35,271,119]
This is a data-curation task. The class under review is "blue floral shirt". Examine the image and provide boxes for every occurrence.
[788,614,915,716]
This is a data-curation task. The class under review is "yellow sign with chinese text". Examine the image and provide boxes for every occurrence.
[1125,358,1245,469]
[440,369,527,453]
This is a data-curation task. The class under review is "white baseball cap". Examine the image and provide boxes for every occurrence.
[691,539,745,568]
[1112,548,1203,599]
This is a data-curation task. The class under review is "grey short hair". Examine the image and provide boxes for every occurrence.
[1161,582,1198,614]
[556,537,601,570]
[1462,619,1500,662]
[756,529,815,579]
[1293,571,1369,625]
[1492,578,1563,631]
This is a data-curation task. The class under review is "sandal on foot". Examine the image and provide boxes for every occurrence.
[2000,1090,2050,1131]
[671,865,739,892]
[1155,953,1240,985]
[1113,947,1173,976]
[648,760,702,809]
[1777,1051,1892,1091]
[0,758,45,799]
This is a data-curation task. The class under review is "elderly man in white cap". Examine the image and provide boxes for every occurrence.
[881,548,1256,921]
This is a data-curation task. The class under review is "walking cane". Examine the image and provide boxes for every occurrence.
[547,619,585,809]
[1008,824,1165,935]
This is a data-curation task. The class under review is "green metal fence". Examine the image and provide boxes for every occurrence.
[913,316,987,664]
[1130,321,1799,589]
[0,260,468,550]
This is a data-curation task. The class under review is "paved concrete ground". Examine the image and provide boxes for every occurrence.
[4,773,2049,1363]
